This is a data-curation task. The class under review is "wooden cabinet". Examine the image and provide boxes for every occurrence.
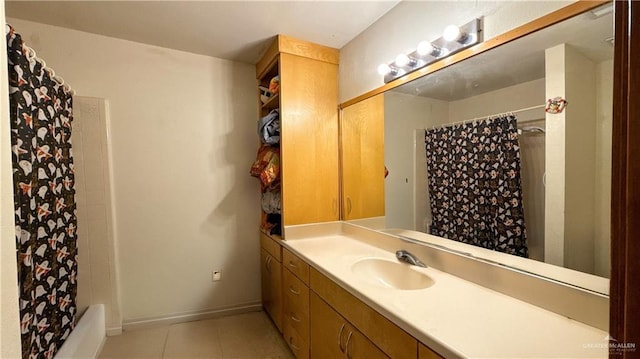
[419,343,444,359]
[260,233,283,332]
[282,248,311,358]
[340,94,385,220]
[255,35,340,230]
[310,267,418,358]
[310,292,387,359]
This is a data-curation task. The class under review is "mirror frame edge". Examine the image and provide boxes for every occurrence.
[610,0,639,352]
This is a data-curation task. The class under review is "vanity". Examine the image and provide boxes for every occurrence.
[255,1,615,358]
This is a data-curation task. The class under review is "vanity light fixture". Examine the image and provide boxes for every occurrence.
[377,18,483,83]
[395,53,417,67]
[377,63,398,76]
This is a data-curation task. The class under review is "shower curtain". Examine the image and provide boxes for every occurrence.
[7,25,78,358]
[425,115,528,257]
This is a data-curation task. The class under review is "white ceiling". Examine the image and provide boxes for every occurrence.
[4,0,400,64]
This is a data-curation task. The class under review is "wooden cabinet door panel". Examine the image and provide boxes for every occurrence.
[310,292,387,359]
[310,292,348,358]
[280,53,339,226]
[341,95,385,220]
[419,343,444,359]
[261,249,282,332]
[346,327,388,359]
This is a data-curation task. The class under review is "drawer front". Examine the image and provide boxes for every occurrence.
[284,320,310,359]
[283,248,310,284]
[284,268,310,316]
[261,232,282,262]
[310,268,417,358]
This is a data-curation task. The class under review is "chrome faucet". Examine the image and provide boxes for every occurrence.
[396,250,427,267]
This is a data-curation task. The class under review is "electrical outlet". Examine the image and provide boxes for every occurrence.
[212,270,222,282]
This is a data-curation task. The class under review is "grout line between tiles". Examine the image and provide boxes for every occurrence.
[160,324,171,358]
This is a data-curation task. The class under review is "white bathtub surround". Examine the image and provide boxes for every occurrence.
[73,97,122,336]
[284,222,607,358]
[55,305,106,359]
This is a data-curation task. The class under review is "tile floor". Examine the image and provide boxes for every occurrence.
[98,311,294,359]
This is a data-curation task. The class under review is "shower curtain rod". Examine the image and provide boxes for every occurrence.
[433,104,547,129]
[6,24,76,96]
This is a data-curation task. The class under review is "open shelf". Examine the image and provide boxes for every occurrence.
[261,93,279,111]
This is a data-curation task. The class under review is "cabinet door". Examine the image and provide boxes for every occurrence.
[310,292,387,359]
[419,343,443,359]
[341,94,385,220]
[261,249,283,332]
[279,53,339,226]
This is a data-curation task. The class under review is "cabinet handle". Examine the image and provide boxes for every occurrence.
[289,285,300,295]
[347,197,352,215]
[345,331,354,359]
[289,336,300,351]
[265,256,272,273]
[337,323,347,353]
[288,260,298,269]
[290,313,301,322]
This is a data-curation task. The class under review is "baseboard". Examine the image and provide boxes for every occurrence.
[121,302,262,331]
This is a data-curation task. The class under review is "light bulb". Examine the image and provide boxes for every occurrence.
[443,25,461,42]
[395,53,410,67]
[416,41,434,56]
[417,41,444,57]
[377,63,391,76]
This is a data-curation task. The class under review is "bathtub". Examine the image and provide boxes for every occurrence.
[55,305,106,359]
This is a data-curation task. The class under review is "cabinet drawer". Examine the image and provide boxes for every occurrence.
[284,320,310,359]
[310,268,417,358]
[261,232,282,261]
[283,248,309,284]
[283,268,310,316]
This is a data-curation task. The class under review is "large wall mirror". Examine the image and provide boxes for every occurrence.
[342,1,613,295]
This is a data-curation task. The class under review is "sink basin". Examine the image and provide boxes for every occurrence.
[351,258,435,290]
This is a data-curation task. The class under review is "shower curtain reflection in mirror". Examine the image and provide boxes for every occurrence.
[425,115,528,257]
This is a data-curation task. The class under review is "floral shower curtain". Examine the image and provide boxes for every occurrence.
[425,115,528,257]
[7,25,78,358]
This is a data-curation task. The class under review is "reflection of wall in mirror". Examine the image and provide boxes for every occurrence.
[384,92,448,231]
[545,44,612,277]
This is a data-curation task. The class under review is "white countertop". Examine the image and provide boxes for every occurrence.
[283,233,608,359]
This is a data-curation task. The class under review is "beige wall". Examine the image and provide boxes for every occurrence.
[7,18,260,323]
[594,59,613,277]
[545,44,599,274]
[384,92,449,231]
[448,79,546,123]
[1,1,23,356]
[73,97,122,334]
[338,1,574,102]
